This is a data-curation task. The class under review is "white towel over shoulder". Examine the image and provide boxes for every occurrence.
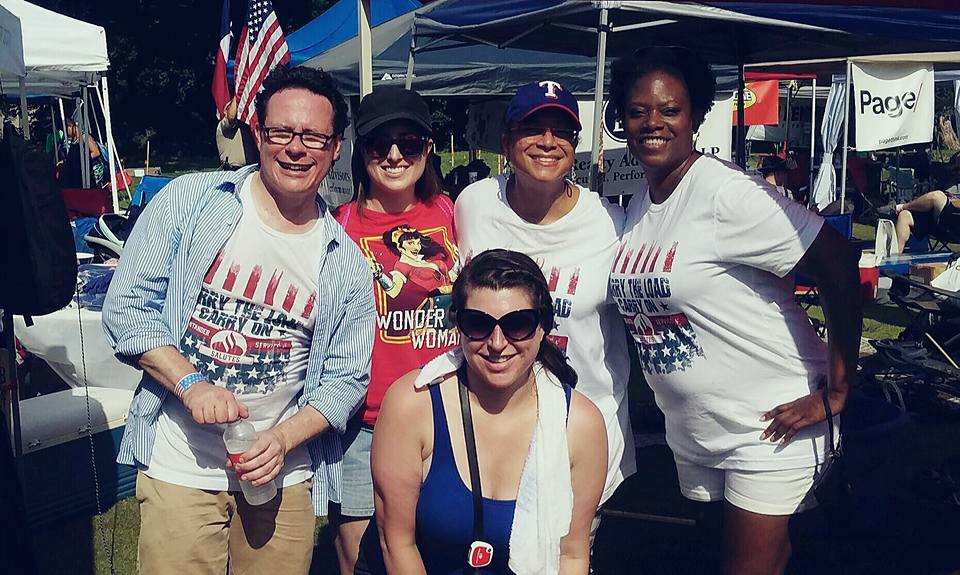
[413,349,574,574]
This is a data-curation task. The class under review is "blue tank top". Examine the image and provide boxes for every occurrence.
[414,382,571,575]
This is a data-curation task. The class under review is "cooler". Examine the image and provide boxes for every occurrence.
[18,387,136,527]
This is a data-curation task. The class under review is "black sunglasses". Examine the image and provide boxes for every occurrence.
[456,308,542,342]
[362,134,428,159]
[509,125,579,144]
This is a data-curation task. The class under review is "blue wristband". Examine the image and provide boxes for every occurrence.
[176,372,206,399]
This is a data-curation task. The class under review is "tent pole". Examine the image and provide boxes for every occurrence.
[784,81,792,156]
[405,22,416,90]
[78,94,90,188]
[101,77,120,213]
[809,78,816,206]
[736,63,746,168]
[57,98,66,133]
[840,60,852,215]
[588,7,609,194]
[17,77,28,140]
[50,98,60,164]
[358,0,373,96]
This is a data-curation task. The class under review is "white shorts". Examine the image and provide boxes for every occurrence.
[674,458,823,516]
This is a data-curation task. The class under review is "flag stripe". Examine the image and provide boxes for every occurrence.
[233,0,290,127]
[237,24,289,119]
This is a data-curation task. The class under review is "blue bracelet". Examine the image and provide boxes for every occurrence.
[176,372,206,399]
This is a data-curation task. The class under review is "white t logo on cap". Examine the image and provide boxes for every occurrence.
[539,80,563,99]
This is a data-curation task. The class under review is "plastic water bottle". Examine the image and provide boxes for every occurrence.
[223,420,278,505]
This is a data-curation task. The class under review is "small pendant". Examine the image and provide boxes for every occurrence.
[468,541,494,568]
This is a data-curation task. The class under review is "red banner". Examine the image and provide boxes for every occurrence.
[732,80,779,126]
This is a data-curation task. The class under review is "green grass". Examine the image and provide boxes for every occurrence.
[806,303,907,341]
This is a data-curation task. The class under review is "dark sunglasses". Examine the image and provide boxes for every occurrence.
[510,125,579,144]
[362,134,428,158]
[456,308,542,342]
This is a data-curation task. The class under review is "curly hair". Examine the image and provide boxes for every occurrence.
[254,66,350,136]
[450,249,578,388]
[610,46,716,128]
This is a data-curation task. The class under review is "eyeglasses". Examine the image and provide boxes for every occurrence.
[510,126,579,144]
[362,134,428,159]
[261,127,335,150]
[456,308,542,342]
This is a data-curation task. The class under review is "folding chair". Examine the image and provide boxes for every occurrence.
[875,269,960,382]
[61,187,112,220]
[131,175,172,207]
[885,166,916,204]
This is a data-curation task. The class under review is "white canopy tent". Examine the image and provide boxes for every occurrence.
[0,3,24,78]
[0,0,120,212]
[0,2,28,139]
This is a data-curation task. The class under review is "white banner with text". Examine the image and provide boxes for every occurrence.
[852,62,934,152]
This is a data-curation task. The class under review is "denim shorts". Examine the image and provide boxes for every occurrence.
[339,422,375,517]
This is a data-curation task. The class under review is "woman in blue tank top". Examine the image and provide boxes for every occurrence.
[356,249,607,574]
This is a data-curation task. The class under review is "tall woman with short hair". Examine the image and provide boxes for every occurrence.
[609,47,862,574]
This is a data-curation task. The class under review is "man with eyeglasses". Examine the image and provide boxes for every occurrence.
[103,66,374,575]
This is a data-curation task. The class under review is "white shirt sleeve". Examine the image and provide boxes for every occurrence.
[713,173,824,278]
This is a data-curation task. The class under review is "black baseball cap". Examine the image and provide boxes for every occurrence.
[355,86,432,137]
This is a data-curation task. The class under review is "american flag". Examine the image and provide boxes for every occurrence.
[233,0,289,132]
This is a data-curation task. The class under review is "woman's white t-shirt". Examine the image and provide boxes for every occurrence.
[455,175,636,503]
[610,155,829,470]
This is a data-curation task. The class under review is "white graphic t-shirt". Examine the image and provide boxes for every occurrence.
[146,176,324,490]
[611,155,828,470]
[455,175,636,503]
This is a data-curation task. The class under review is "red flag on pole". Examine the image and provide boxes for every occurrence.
[212,0,232,120]
[233,0,290,134]
[732,80,780,126]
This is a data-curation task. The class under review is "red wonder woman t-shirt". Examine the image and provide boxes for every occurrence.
[335,195,459,426]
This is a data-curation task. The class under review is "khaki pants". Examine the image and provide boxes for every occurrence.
[136,472,315,575]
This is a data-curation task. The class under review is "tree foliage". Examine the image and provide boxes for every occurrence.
[30,0,334,164]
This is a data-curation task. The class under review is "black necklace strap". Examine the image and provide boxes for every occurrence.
[457,365,484,559]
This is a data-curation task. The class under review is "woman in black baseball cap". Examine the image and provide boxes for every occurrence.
[332,85,458,574]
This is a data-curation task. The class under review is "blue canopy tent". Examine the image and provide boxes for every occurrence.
[292,0,624,96]
[413,1,960,192]
[286,0,420,68]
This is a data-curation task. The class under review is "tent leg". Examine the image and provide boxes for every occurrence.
[77,94,90,189]
[588,7,608,194]
[358,0,373,96]
[809,78,817,206]
[405,22,416,90]
[18,77,28,141]
[840,60,852,215]
[57,98,66,133]
[736,64,746,169]
[50,98,60,164]
[100,77,120,213]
